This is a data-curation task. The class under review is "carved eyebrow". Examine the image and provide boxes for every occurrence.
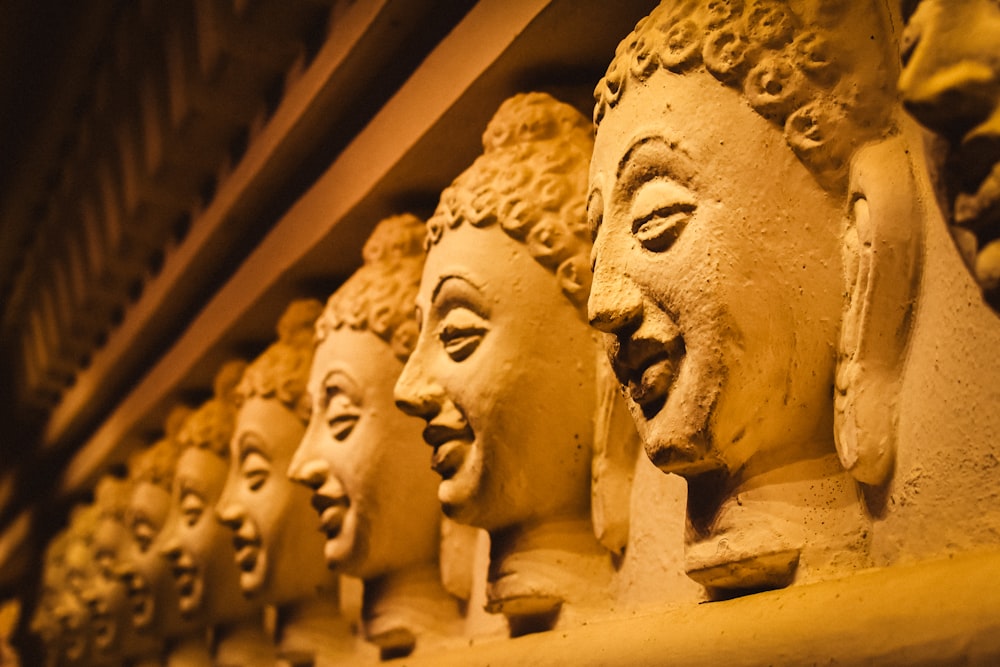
[322,368,363,405]
[616,135,697,189]
[431,273,483,304]
[237,431,270,461]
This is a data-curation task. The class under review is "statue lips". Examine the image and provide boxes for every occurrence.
[231,524,261,576]
[311,492,349,540]
[60,611,87,661]
[87,595,115,649]
[612,333,683,421]
[422,422,473,480]
[170,553,200,613]
[121,572,153,627]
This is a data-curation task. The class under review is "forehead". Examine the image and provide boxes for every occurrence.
[311,327,400,389]
[131,481,170,518]
[422,223,542,301]
[176,446,227,487]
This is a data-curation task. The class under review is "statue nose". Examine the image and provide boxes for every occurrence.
[290,457,329,491]
[394,363,444,422]
[215,501,244,530]
[159,534,182,562]
[588,268,643,335]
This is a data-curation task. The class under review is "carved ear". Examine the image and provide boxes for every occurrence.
[835,134,923,486]
[591,347,641,555]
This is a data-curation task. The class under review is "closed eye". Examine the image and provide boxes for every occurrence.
[440,323,487,361]
[241,452,270,491]
[328,411,360,441]
[629,178,697,253]
[633,202,695,252]
[438,308,489,362]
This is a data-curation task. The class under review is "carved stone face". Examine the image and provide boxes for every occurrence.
[58,540,92,663]
[395,221,597,533]
[217,395,331,604]
[289,328,440,581]
[160,447,248,621]
[898,0,1000,308]
[119,481,173,632]
[86,516,130,653]
[588,67,842,479]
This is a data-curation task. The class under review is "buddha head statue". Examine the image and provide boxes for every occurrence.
[216,300,338,606]
[117,406,190,636]
[84,474,153,661]
[159,360,258,625]
[897,0,1000,313]
[589,0,905,590]
[395,92,639,630]
[289,214,461,656]
[51,508,97,665]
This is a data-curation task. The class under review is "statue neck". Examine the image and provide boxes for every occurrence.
[362,560,462,659]
[213,614,274,667]
[275,594,355,667]
[685,449,870,594]
[486,516,613,636]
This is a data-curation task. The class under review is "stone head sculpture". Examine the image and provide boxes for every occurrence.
[216,299,338,606]
[51,507,98,666]
[589,0,907,591]
[394,92,639,633]
[117,406,191,637]
[158,360,259,627]
[289,214,465,657]
[897,0,1000,313]
[84,474,160,663]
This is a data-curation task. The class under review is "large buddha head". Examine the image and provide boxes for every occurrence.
[588,0,899,484]
[396,93,603,532]
[289,215,438,581]
[216,300,337,605]
[289,214,461,655]
[395,93,639,626]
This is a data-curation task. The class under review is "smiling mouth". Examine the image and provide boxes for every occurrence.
[422,423,473,480]
[312,494,349,539]
[92,610,114,646]
[231,532,261,574]
[127,587,151,623]
[614,336,685,420]
[174,566,198,599]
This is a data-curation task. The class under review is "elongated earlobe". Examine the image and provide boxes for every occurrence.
[835,133,923,486]
[591,347,641,555]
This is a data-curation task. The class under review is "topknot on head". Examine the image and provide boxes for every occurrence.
[361,213,426,267]
[93,474,132,522]
[179,359,247,458]
[482,92,594,154]
[236,299,323,423]
[594,0,897,191]
[427,92,595,316]
[317,215,425,362]
[276,299,324,349]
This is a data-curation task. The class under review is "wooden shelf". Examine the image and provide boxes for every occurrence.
[58,0,656,496]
